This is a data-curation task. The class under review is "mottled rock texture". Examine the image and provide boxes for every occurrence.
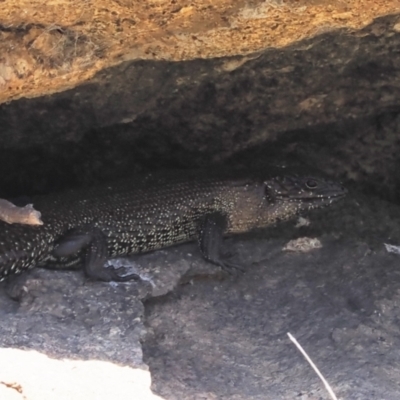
[1,0,399,103]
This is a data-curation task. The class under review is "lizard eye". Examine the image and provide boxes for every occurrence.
[305,179,318,189]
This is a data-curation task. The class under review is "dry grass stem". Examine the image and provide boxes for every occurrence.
[287,332,339,400]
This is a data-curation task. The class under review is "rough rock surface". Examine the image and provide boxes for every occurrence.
[1,1,399,103]
[1,11,400,203]
[1,14,400,201]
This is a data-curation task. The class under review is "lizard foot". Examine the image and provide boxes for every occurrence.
[216,257,245,274]
[105,266,141,282]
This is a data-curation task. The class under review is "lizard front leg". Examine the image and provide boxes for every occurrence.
[52,226,140,282]
[197,212,244,273]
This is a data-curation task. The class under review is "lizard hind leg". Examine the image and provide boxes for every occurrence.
[52,228,93,258]
[52,227,140,282]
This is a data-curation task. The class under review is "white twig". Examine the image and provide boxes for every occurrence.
[287,332,338,400]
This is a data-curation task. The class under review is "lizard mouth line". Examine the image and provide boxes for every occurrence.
[281,193,347,201]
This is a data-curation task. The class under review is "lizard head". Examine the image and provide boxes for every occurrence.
[264,175,347,212]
